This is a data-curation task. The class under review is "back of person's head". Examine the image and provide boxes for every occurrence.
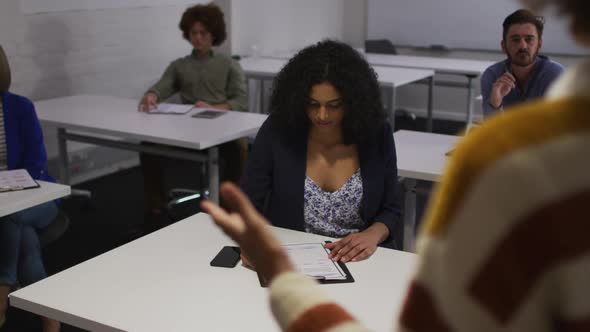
[525,0,590,44]
[269,40,386,145]
[179,3,226,45]
[503,9,545,41]
[0,45,10,93]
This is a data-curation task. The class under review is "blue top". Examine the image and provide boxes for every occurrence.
[481,55,564,117]
[0,91,53,182]
[303,169,366,238]
[241,116,401,247]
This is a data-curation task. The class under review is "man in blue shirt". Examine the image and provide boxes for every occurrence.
[481,9,564,117]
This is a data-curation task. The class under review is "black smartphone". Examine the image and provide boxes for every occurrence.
[210,246,241,268]
[191,110,226,119]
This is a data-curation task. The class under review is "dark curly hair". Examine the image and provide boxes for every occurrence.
[269,40,385,145]
[179,3,226,46]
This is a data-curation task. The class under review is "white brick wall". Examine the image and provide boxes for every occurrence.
[1,1,209,182]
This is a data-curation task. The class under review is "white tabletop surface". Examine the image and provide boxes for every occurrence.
[0,181,70,218]
[35,95,268,150]
[10,213,417,332]
[264,52,493,76]
[394,130,460,182]
[240,57,434,87]
[364,53,493,76]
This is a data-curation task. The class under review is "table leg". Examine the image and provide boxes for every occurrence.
[426,76,434,132]
[259,79,265,114]
[466,75,476,124]
[390,85,397,130]
[403,178,417,252]
[57,128,70,185]
[208,147,220,204]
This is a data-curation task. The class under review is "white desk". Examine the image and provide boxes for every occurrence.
[35,95,268,203]
[363,53,491,76]
[10,213,417,332]
[355,53,492,126]
[0,181,71,218]
[266,52,494,126]
[240,57,435,130]
[394,130,460,251]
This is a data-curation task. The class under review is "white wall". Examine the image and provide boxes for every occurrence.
[229,0,365,114]
[230,0,345,56]
[342,0,367,48]
[0,0,211,182]
[3,2,202,102]
[367,0,586,55]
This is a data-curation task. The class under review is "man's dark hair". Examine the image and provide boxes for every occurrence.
[503,9,545,41]
[179,3,226,46]
[269,40,386,145]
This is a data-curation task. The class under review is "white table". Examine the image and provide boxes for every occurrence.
[358,53,492,126]
[0,181,71,218]
[10,212,417,332]
[240,57,435,130]
[35,95,268,203]
[266,52,493,127]
[394,130,460,251]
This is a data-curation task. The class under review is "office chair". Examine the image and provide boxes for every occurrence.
[365,39,398,55]
[39,210,70,248]
[166,162,208,221]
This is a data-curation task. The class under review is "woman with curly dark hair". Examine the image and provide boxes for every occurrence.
[136,3,247,232]
[241,40,401,263]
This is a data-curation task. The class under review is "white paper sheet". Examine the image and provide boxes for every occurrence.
[284,243,347,280]
[0,169,39,191]
[148,103,194,115]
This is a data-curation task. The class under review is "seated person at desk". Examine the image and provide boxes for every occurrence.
[202,0,590,329]
[240,40,401,263]
[481,9,564,117]
[137,3,247,228]
[0,46,60,332]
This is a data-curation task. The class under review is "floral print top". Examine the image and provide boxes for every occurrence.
[303,169,366,237]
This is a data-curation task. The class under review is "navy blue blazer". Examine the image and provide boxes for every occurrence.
[241,116,401,244]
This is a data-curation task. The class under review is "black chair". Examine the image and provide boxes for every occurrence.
[365,39,398,55]
[39,210,70,248]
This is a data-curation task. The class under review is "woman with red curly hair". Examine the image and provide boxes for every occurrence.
[138,3,247,232]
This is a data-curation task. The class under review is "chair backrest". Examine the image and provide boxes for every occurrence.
[0,45,11,93]
[39,210,70,248]
[365,39,398,55]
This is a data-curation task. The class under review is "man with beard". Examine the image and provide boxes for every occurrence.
[481,9,564,117]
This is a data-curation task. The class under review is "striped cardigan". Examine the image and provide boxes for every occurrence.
[267,61,590,332]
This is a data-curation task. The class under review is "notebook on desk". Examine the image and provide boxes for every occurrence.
[257,241,355,287]
[147,103,194,115]
[0,169,40,192]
